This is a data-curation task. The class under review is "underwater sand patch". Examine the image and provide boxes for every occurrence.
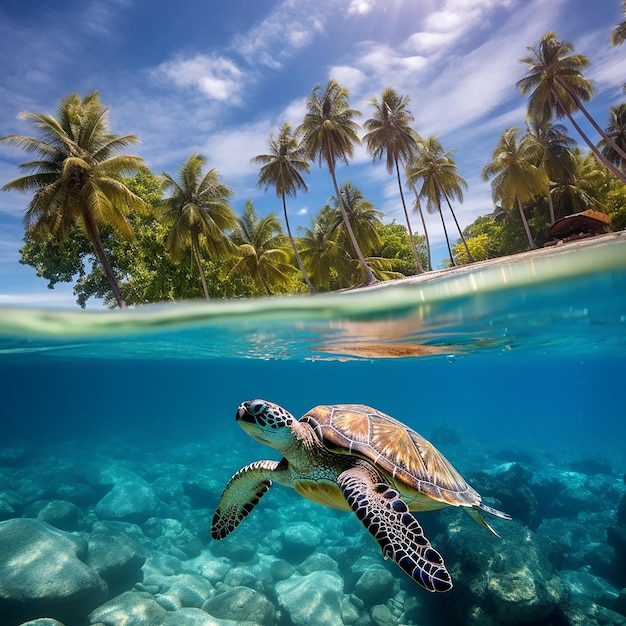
[315,342,453,359]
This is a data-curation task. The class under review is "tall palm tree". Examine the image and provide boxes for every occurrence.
[0,92,145,308]
[161,154,236,300]
[252,122,315,293]
[363,88,424,273]
[611,1,626,46]
[517,31,626,183]
[296,79,377,285]
[229,200,294,295]
[524,120,576,224]
[406,136,473,266]
[600,103,626,172]
[482,127,549,250]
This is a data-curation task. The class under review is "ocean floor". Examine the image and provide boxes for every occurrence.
[1,430,625,626]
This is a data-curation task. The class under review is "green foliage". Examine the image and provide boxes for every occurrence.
[453,234,491,265]
[373,222,427,275]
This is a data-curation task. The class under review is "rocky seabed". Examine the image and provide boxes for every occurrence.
[0,438,625,626]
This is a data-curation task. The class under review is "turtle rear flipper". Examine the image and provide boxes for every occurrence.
[338,465,452,593]
[211,460,279,540]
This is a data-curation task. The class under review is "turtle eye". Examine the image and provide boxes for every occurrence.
[247,399,267,416]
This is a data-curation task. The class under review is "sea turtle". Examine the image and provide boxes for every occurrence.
[212,399,511,592]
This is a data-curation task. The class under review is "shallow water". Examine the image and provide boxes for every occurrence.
[1,234,625,625]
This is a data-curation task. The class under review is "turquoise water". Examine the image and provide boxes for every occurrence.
[1,234,625,625]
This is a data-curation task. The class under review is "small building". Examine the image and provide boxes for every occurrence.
[544,209,611,246]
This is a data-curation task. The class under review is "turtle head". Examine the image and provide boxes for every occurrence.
[236,399,298,451]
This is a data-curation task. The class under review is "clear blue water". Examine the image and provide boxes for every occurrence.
[1,234,625,625]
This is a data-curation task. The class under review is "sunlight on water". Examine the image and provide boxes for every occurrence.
[0,234,624,361]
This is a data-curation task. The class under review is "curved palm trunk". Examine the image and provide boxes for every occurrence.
[552,88,626,183]
[259,269,273,296]
[395,160,424,274]
[443,190,474,263]
[414,196,432,271]
[282,193,316,293]
[547,189,556,224]
[191,231,210,300]
[328,160,377,285]
[436,199,455,267]
[516,195,538,249]
[83,212,127,309]
[557,78,626,165]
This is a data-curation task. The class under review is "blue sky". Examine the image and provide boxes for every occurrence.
[0,0,624,307]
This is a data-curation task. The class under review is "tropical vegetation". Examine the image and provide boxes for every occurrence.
[2,27,626,306]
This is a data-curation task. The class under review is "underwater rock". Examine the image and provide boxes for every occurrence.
[0,446,29,467]
[86,525,147,595]
[568,457,613,476]
[161,606,235,625]
[20,617,65,626]
[473,463,541,530]
[557,597,626,625]
[559,569,620,612]
[94,479,160,524]
[275,570,344,626]
[442,516,564,624]
[139,553,184,594]
[23,499,79,531]
[270,558,296,581]
[222,565,260,589]
[0,518,108,625]
[210,533,259,562]
[341,597,361,624]
[144,517,203,559]
[155,573,214,610]
[353,567,395,608]
[203,585,276,623]
[0,490,22,521]
[370,603,396,626]
[607,525,626,584]
[297,551,340,575]
[274,521,324,562]
[88,590,166,625]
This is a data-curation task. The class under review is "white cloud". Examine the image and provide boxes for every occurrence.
[347,0,377,16]
[153,54,245,102]
[232,0,329,68]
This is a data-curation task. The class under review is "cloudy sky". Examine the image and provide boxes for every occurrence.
[0,0,624,307]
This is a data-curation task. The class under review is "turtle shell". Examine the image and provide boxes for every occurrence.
[300,404,481,508]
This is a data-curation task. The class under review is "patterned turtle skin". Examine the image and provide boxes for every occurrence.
[212,399,511,592]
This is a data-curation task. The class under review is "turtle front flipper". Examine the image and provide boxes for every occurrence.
[212,460,279,540]
[337,465,453,592]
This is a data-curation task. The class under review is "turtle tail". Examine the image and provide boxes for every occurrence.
[466,503,512,538]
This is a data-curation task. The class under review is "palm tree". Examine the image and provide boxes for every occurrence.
[298,207,346,291]
[328,183,383,256]
[229,200,294,295]
[296,79,377,285]
[524,120,576,224]
[551,148,602,216]
[517,31,626,183]
[161,154,236,300]
[482,127,549,250]
[600,103,626,172]
[0,92,146,308]
[611,1,626,46]
[406,136,473,266]
[363,88,424,273]
[252,122,315,293]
